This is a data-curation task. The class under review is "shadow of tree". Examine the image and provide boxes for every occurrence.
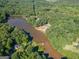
[32,46,54,59]
[44,53,49,58]
[23,30,33,42]
[44,53,54,59]
[61,57,68,59]
[48,57,54,59]
[32,46,39,52]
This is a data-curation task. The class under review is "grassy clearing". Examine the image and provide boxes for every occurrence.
[61,50,79,59]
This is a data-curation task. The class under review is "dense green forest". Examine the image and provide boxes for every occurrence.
[0,0,79,59]
[0,8,48,59]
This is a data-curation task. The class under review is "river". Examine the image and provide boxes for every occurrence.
[8,17,63,59]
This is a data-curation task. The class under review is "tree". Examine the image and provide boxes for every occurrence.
[32,0,36,16]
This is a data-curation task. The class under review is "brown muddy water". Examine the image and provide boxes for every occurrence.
[8,17,64,59]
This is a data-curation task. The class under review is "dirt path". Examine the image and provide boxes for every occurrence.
[8,17,63,59]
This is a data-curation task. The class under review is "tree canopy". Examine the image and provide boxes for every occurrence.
[0,11,48,59]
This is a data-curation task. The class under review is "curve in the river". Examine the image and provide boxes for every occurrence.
[8,17,63,59]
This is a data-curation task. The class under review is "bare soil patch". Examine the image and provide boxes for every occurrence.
[63,38,79,53]
[35,23,51,33]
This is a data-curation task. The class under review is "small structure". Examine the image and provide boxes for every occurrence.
[0,56,9,59]
[14,45,20,50]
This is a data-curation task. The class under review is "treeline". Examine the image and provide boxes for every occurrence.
[0,0,49,26]
[27,17,48,27]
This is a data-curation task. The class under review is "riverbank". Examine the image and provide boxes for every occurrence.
[35,23,51,33]
[8,17,63,59]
